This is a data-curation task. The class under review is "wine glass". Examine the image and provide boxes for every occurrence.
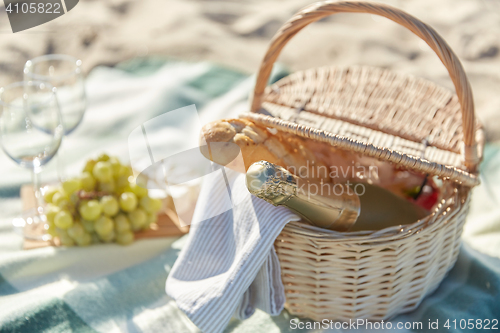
[24,54,86,179]
[0,81,64,240]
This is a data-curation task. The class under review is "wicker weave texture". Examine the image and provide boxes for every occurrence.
[264,66,465,154]
[275,187,469,321]
[260,99,464,168]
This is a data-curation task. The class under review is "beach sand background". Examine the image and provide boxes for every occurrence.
[0,0,499,141]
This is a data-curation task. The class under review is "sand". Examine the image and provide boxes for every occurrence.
[0,0,499,140]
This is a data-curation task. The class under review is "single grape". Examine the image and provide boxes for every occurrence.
[67,223,85,240]
[83,159,97,173]
[122,166,133,177]
[94,216,114,236]
[54,210,74,229]
[140,196,162,214]
[116,184,132,196]
[119,192,138,212]
[116,231,134,245]
[109,157,122,176]
[115,175,129,189]
[59,233,75,247]
[44,204,61,223]
[81,219,95,233]
[69,192,79,206]
[116,165,129,178]
[144,213,158,228]
[81,172,97,192]
[62,178,82,195]
[55,227,69,237]
[101,195,119,216]
[79,200,102,221]
[97,153,110,162]
[128,208,147,231]
[130,184,148,198]
[93,161,113,182]
[98,180,116,193]
[99,229,116,243]
[57,199,71,210]
[47,223,58,237]
[75,232,92,246]
[91,233,101,244]
[139,196,153,213]
[114,214,131,233]
[51,191,68,206]
[43,186,58,204]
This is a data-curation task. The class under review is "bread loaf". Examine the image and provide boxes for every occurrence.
[199,118,363,184]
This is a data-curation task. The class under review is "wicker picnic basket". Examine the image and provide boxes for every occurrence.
[241,1,484,321]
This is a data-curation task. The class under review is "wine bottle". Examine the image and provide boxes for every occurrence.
[246,160,360,231]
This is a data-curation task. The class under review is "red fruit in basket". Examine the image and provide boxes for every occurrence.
[414,185,439,211]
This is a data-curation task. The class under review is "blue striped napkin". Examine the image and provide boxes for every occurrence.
[165,167,300,333]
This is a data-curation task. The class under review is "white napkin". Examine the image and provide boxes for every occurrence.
[165,167,300,333]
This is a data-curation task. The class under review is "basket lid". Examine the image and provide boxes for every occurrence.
[244,1,483,187]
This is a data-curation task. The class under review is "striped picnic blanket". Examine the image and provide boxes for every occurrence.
[0,59,499,333]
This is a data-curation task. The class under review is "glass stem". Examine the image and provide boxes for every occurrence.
[57,137,66,181]
[32,167,44,215]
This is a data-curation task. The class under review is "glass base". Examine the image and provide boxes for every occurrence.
[12,208,52,241]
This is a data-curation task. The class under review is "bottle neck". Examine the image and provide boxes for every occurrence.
[245,160,360,231]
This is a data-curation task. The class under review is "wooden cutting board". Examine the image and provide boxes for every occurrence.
[20,185,190,250]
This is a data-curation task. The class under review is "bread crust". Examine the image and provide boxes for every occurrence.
[199,118,332,183]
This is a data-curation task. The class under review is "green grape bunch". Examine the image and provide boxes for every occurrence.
[43,154,163,247]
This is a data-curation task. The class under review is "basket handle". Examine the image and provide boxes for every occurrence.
[250,1,479,172]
